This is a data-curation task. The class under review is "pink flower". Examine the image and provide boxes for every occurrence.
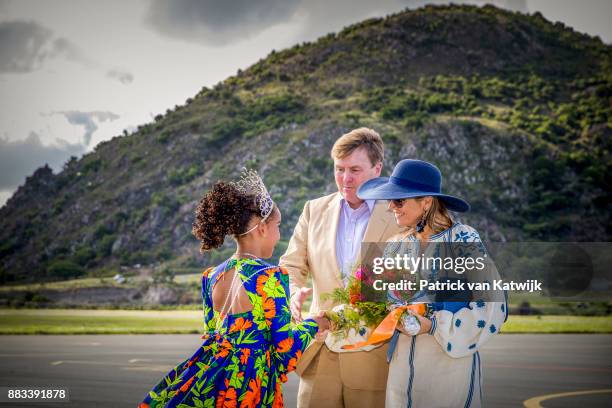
[355,266,364,281]
[355,265,375,286]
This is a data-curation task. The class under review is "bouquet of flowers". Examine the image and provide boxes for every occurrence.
[322,264,427,352]
[321,265,389,352]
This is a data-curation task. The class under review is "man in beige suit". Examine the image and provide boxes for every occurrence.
[279,128,401,408]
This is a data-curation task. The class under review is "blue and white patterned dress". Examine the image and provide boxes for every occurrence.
[385,223,508,408]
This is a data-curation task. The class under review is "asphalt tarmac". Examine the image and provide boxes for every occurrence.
[0,334,611,407]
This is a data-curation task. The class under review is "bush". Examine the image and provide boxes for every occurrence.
[73,247,95,266]
[127,251,155,265]
[0,267,15,284]
[168,164,201,186]
[47,260,85,279]
[82,158,102,174]
[156,130,171,144]
[98,235,117,257]
[211,119,246,142]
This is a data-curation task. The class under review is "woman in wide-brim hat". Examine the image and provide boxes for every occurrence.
[358,159,507,408]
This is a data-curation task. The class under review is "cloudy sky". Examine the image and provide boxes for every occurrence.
[1,0,610,207]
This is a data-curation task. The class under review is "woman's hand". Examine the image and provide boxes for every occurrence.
[397,310,432,336]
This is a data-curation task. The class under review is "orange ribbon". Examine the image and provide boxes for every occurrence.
[341,303,427,350]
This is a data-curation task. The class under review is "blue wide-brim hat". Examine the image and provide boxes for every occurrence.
[357,159,470,212]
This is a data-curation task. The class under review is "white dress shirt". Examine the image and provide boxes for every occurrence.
[335,198,375,284]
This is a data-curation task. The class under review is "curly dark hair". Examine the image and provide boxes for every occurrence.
[192,181,262,252]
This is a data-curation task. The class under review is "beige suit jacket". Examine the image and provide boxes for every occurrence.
[279,192,401,381]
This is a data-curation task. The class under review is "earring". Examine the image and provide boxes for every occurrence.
[416,208,428,233]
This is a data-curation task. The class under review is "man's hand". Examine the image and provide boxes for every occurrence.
[314,329,329,342]
[312,311,331,332]
[290,287,312,322]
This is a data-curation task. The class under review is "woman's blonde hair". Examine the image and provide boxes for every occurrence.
[411,197,453,237]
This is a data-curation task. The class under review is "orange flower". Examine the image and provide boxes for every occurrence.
[266,267,279,276]
[279,267,289,275]
[239,348,251,365]
[216,386,237,408]
[202,267,214,277]
[287,356,298,371]
[215,339,233,359]
[179,375,195,393]
[276,337,294,353]
[229,317,253,333]
[138,403,150,408]
[263,297,276,321]
[279,373,288,383]
[349,293,363,305]
[184,355,199,368]
[239,377,262,408]
[256,274,269,296]
[272,381,284,408]
[266,350,271,368]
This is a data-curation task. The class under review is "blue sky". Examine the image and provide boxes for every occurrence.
[0,0,610,207]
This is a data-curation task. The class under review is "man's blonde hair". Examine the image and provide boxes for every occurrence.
[331,127,384,166]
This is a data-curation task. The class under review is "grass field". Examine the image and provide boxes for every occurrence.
[0,309,202,334]
[0,309,610,335]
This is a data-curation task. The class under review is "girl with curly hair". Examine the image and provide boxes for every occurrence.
[140,171,329,408]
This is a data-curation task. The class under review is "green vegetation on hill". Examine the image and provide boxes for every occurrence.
[0,4,610,284]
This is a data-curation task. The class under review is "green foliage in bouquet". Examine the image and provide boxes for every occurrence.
[321,275,388,337]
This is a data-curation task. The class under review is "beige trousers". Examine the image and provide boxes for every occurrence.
[297,345,388,408]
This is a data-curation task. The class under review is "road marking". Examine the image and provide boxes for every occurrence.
[50,359,171,372]
[486,363,612,373]
[69,342,102,346]
[129,358,153,363]
[122,366,170,372]
[524,389,612,408]
[50,360,125,367]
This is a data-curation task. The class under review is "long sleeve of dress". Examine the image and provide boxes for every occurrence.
[430,225,508,358]
[261,266,318,373]
[431,298,506,358]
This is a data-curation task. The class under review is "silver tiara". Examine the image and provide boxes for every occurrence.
[231,168,274,222]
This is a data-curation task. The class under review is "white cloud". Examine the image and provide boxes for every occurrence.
[0,190,13,208]
[54,110,120,146]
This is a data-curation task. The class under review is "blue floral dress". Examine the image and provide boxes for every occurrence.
[139,257,318,408]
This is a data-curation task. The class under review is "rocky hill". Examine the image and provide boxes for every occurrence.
[1,4,610,283]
